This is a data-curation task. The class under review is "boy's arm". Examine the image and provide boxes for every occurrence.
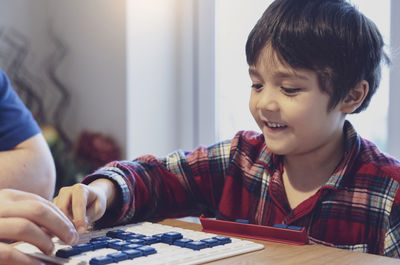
[55,178,118,233]
[54,131,264,230]
[0,133,56,200]
[82,140,233,227]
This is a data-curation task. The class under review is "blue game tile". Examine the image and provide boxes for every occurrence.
[108,241,131,250]
[173,238,193,247]
[142,236,159,245]
[235,219,250,224]
[201,238,219,247]
[122,243,143,250]
[186,241,208,250]
[89,256,114,265]
[106,239,123,248]
[212,236,232,245]
[273,224,288,229]
[106,229,125,238]
[287,225,303,231]
[152,233,164,239]
[90,236,112,242]
[90,240,108,250]
[127,233,146,239]
[114,231,136,240]
[72,243,93,252]
[127,238,145,245]
[107,252,129,262]
[123,249,143,259]
[136,246,157,256]
[55,247,81,258]
[161,232,183,244]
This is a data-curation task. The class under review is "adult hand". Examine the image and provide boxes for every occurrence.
[0,189,79,265]
[54,180,111,234]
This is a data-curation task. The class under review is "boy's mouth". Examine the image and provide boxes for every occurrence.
[264,121,288,130]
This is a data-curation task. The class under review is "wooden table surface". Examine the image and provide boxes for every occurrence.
[158,219,400,265]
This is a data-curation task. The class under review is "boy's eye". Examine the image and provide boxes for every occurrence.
[281,87,301,95]
[251,84,263,90]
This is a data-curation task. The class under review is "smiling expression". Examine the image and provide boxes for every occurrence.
[249,46,346,157]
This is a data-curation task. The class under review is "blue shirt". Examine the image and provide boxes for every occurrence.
[0,70,40,150]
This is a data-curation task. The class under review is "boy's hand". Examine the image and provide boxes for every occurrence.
[0,189,79,265]
[54,182,108,233]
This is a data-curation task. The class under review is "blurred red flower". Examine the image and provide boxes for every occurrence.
[75,131,121,168]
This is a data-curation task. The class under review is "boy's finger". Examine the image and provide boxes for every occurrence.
[71,184,89,233]
[52,190,74,222]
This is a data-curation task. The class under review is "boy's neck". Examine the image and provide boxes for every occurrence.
[282,128,345,208]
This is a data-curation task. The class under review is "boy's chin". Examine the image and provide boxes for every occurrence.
[264,143,289,156]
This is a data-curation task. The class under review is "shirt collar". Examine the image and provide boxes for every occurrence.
[324,120,361,189]
[259,120,360,190]
[258,142,282,175]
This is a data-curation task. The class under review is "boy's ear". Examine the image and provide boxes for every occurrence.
[340,80,369,113]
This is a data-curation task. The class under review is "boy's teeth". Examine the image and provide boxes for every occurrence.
[267,122,285,128]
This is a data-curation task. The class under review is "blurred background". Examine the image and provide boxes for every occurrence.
[0,0,399,191]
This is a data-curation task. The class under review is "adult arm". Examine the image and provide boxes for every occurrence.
[0,133,56,200]
[0,70,55,199]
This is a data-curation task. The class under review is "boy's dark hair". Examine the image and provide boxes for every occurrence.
[245,0,390,113]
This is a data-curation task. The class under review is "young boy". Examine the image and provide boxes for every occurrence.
[54,0,400,257]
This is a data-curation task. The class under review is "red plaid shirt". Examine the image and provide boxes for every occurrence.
[83,121,400,257]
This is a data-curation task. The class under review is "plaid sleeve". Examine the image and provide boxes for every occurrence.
[82,166,132,228]
[82,139,232,226]
[384,192,400,258]
[131,140,232,222]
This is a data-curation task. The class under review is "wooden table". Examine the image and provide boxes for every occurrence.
[159,219,400,265]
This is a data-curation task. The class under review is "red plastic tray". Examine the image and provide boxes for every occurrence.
[199,215,308,245]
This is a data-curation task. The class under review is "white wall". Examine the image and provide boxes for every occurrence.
[0,0,49,84]
[0,0,200,160]
[46,0,127,156]
[126,0,180,158]
[126,0,216,159]
[388,0,400,159]
[0,0,127,157]
[215,0,272,141]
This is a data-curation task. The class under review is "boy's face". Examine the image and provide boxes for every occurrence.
[249,46,346,157]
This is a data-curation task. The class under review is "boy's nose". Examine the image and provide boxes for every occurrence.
[257,89,279,112]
